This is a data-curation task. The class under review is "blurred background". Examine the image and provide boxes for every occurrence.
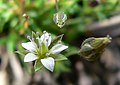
[0,0,120,85]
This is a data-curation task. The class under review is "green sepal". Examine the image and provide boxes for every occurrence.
[15,51,25,56]
[90,38,103,49]
[51,54,68,61]
[41,42,48,56]
[32,31,36,39]
[34,59,43,72]
[49,34,64,49]
[64,46,79,57]
[32,31,39,45]
[85,52,102,61]
[81,37,95,46]
[79,44,94,57]
[80,44,93,52]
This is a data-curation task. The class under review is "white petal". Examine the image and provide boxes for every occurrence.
[22,42,37,52]
[40,31,51,46]
[63,14,67,21]
[24,53,38,62]
[41,57,55,72]
[50,44,68,54]
[58,24,64,28]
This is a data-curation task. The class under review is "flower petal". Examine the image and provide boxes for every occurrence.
[50,44,68,54]
[41,57,55,72]
[40,31,51,46]
[22,42,37,52]
[24,53,38,62]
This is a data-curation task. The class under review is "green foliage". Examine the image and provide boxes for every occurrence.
[52,54,68,61]
[0,0,119,74]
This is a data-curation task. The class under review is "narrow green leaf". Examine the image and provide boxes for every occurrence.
[15,51,25,56]
[32,31,36,39]
[49,34,64,49]
[65,46,79,57]
[52,54,68,61]
[32,31,39,46]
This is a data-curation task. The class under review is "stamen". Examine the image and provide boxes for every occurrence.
[27,35,32,42]
[43,31,46,34]
[27,35,31,40]
[36,37,39,40]
[46,53,50,57]
[36,32,40,37]
[58,41,62,44]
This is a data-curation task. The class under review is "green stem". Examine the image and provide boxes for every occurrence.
[29,63,35,85]
[55,0,59,12]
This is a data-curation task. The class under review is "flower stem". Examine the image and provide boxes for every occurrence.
[29,62,35,85]
[55,0,59,12]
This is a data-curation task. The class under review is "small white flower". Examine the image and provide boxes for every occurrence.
[53,11,67,28]
[22,31,68,72]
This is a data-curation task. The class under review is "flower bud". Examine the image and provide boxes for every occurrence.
[53,11,67,28]
[79,35,111,61]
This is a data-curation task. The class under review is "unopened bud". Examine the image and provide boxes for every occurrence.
[79,35,112,61]
[53,11,67,28]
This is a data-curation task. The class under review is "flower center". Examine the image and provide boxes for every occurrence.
[36,43,49,59]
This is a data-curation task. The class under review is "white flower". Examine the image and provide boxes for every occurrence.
[53,11,67,28]
[22,31,68,72]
